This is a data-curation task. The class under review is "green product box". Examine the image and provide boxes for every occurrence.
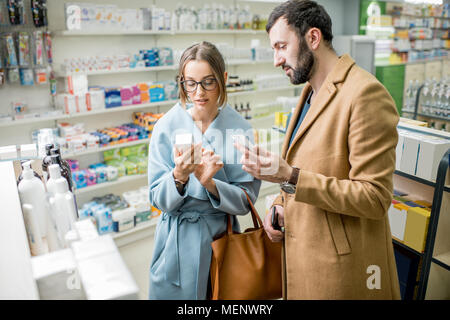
[127,155,148,174]
[105,160,126,177]
[120,143,147,158]
[103,148,121,162]
[123,160,138,175]
[135,211,152,224]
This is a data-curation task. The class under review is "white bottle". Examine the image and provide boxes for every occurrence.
[18,161,49,252]
[46,163,63,196]
[49,178,78,248]
[21,204,47,256]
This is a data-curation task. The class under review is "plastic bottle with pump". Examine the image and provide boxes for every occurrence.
[16,160,42,186]
[50,147,74,192]
[46,163,64,196]
[18,161,49,255]
[41,143,54,182]
[48,178,78,248]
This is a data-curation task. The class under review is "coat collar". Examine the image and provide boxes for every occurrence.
[283,54,355,159]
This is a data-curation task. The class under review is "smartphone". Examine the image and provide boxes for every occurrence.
[232,134,254,151]
[271,206,281,231]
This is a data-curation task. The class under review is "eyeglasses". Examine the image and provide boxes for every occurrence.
[181,78,218,93]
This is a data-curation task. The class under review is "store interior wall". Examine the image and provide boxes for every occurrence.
[0,0,361,299]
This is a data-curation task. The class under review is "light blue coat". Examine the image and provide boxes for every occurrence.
[148,102,261,300]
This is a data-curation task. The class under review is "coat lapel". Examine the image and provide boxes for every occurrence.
[285,54,355,160]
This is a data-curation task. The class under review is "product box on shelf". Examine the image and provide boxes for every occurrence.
[396,128,450,180]
[388,189,433,253]
[403,207,431,253]
[149,82,165,102]
[112,207,136,232]
[104,87,122,108]
[137,82,150,103]
[388,202,409,241]
[65,74,88,95]
[415,137,450,181]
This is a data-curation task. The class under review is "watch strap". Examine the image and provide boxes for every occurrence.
[288,167,300,185]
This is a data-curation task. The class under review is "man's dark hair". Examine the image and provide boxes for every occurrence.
[266,0,333,48]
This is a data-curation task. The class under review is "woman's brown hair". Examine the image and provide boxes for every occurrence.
[177,41,227,108]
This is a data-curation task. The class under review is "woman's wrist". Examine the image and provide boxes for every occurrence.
[173,169,189,183]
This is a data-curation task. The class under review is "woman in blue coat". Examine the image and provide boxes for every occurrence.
[148,41,261,300]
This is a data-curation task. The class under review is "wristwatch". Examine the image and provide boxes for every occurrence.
[173,174,188,194]
[280,167,300,194]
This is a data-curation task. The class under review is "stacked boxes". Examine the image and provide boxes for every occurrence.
[396,128,450,181]
[388,191,432,253]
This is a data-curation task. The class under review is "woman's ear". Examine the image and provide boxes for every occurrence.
[223,71,228,84]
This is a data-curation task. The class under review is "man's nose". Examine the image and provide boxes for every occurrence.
[273,51,284,68]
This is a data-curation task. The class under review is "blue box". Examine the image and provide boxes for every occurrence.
[104,87,122,108]
[149,83,165,102]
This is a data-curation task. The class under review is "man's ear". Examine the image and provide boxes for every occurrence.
[306,27,322,51]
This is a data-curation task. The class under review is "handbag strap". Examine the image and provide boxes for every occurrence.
[226,189,264,234]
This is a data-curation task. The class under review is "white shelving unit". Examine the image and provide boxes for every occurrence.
[55,29,267,37]
[64,138,151,158]
[55,59,273,77]
[0,85,295,129]
[74,174,147,195]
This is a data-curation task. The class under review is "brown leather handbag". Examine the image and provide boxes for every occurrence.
[209,190,282,300]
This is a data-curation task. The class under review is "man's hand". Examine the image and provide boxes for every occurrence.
[234,142,293,184]
[264,205,285,242]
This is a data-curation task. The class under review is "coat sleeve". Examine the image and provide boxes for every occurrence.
[148,122,189,213]
[271,193,284,208]
[294,81,399,220]
[206,178,261,215]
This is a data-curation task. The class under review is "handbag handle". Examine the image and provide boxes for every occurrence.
[226,189,264,234]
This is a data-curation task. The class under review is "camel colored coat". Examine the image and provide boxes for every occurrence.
[272,54,401,299]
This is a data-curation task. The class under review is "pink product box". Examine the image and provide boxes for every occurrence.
[120,86,134,106]
[85,169,97,186]
[132,85,141,105]
[66,159,80,171]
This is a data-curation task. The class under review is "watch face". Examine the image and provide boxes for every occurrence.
[281,183,296,194]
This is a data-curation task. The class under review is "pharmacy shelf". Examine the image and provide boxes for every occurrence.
[55,29,267,36]
[432,252,450,271]
[271,126,287,134]
[0,100,177,128]
[229,85,295,98]
[56,59,273,77]
[389,13,450,20]
[112,218,158,240]
[112,218,158,248]
[64,138,151,158]
[393,238,423,256]
[394,170,450,192]
[74,174,147,195]
[55,65,177,77]
[416,113,450,122]
[0,114,65,128]
[0,86,296,129]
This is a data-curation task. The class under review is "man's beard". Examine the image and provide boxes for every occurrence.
[285,39,315,85]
